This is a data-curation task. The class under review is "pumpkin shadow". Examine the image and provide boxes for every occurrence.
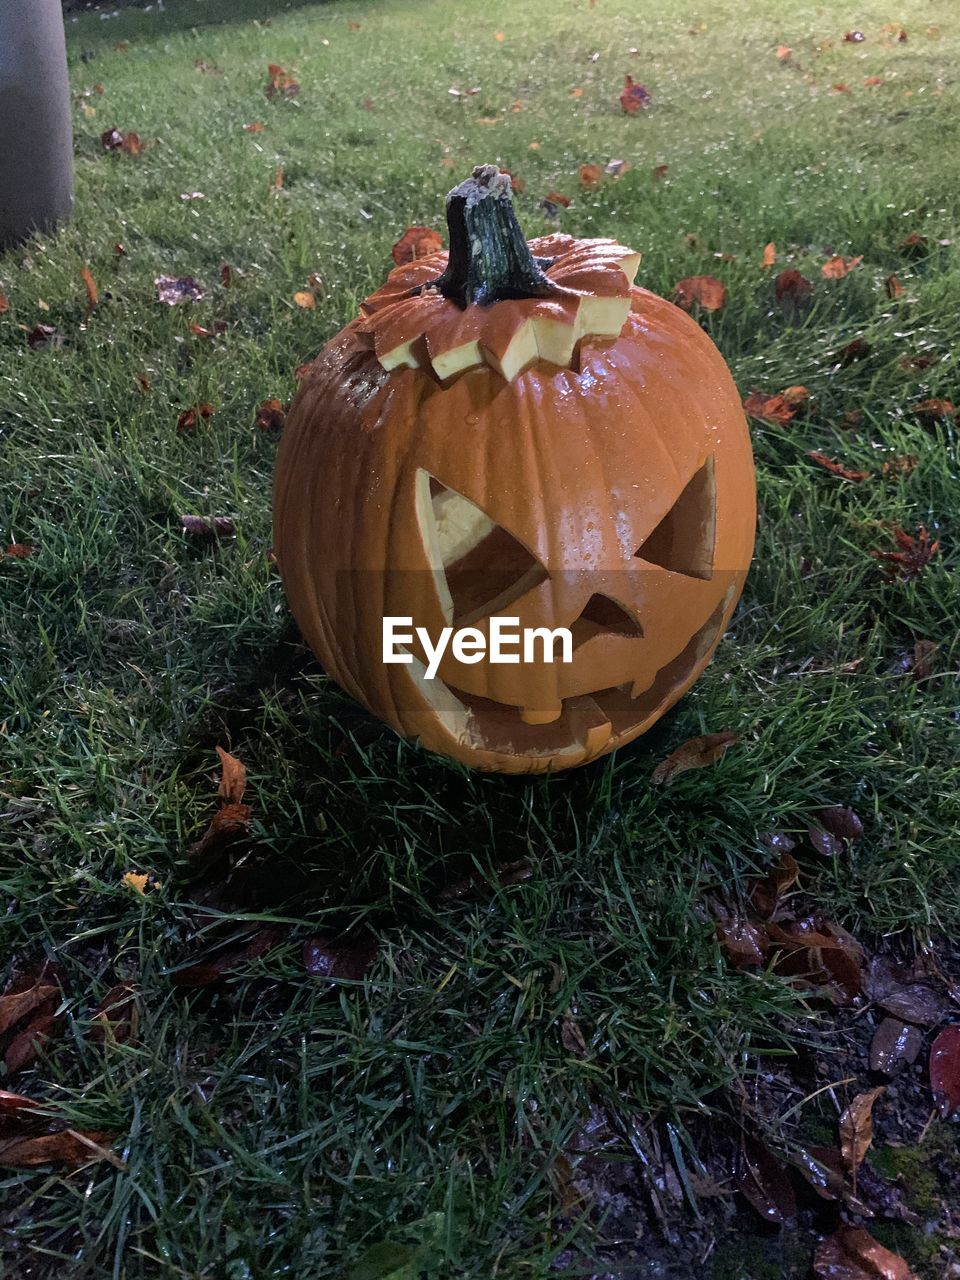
[174,622,678,930]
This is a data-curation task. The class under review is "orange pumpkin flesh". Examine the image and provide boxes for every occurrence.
[273,166,756,773]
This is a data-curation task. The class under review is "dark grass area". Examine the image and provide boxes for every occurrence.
[1,0,959,1275]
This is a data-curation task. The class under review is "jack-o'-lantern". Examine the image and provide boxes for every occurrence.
[273,165,755,774]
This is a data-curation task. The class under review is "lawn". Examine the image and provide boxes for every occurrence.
[1,0,959,1275]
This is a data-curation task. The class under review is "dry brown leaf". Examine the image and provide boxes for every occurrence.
[869,1019,922,1074]
[743,392,796,426]
[303,933,378,980]
[672,275,727,312]
[652,163,668,180]
[839,1086,885,1171]
[884,275,903,298]
[716,915,768,968]
[242,121,265,133]
[176,403,215,434]
[869,525,939,581]
[179,514,235,543]
[3,543,34,558]
[578,162,602,189]
[808,452,871,483]
[80,266,98,317]
[0,1128,116,1169]
[775,269,814,305]
[651,731,738,785]
[255,398,287,431]
[619,75,651,113]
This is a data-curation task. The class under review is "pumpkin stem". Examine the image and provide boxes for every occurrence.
[429,165,568,308]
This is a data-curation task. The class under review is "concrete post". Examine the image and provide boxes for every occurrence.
[0,0,75,250]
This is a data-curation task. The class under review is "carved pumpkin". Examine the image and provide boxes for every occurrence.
[273,166,755,774]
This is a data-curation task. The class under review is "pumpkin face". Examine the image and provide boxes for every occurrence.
[273,167,755,773]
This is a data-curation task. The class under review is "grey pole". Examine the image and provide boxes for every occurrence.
[0,0,75,250]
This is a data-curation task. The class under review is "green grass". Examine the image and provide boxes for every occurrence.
[1,0,959,1274]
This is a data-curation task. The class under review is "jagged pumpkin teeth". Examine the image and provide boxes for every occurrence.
[272,164,757,773]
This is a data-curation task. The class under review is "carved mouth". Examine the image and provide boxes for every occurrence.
[403,602,726,760]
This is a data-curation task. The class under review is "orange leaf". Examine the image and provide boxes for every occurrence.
[80,267,98,316]
[884,274,903,298]
[391,225,443,266]
[216,746,247,805]
[122,871,150,895]
[780,385,810,411]
[775,44,792,60]
[743,392,795,426]
[821,254,862,278]
[651,732,739,785]
[293,290,316,310]
[761,241,775,268]
[808,451,871,483]
[672,275,727,312]
[242,121,265,133]
[864,75,884,86]
[3,543,34,558]
[578,162,602,189]
[255,398,287,431]
[544,191,571,208]
[814,1225,918,1280]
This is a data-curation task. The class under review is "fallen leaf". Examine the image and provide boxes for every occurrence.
[27,324,62,350]
[864,75,884,87]
[843,30,866,43]
[0,967,60,1039]
[561,1017,588,1056]
[911,398,955,424]
[303,933,378,980]
[133,372,150,394]
[767,916,865,1002]
[194,57,221,74]
[578,162,603,189]
[869,525,939,581]
[155,275,204,305]
[836,336,870,365]
[808,452,871,483]
[293,289,316,309]
[91,983,139,1046]
[651,731,738,785]
[899,353,939,372]
[794,1146,846,1201]
[544,191,571,208]
[774,269,814,305]
[0,293,8,314]
[839,1086,885,1171]
[751,849,800,919]
[80,266,98,317]
[899,232,928,254]
[176,403,215,434]
[821,254,863,279]
[0,1127,115,1169]
[780,385,810,412]
[672,275,726,312]
[619,75,651,113]
[864,956,952,1025]
[652,163,668,179]
[761,241,776,268]
[242,121,265,133]
[438,859,534,902]
[255,398,286,431]
[272,165,284,191]
[736,1137,797,1225]
[121,871,150,895]
[179,514,236,543]
[214,746,246,806]
[716,914,768,968]
[391,225,443,266]
[929,1026,960,1117]
[113,242,126,256]
[775,44,792,61]
[814,1224,918,1280]
[909,638,938,678]
[494,31,505,42]
[870,1018,923,1074]
[171,926,284,988]
[884,275,903,298]
[220,263,233,288]
[833,83,849,92]
[3,543,34,558]
[264,63,299,100]
[743,392,795,425]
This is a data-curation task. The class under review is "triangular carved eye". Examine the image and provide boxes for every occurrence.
[416,471,548,624]
[635,456,716,580]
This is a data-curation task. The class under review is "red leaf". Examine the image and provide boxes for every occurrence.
[0,292,8,314]
[578,162,603,189]
[775,268,814,305]
[3,543,34,559]
[176,403,215,433]
[929,1026,960,1117]
[672,275,727,312]
[544,191,571,209]
[899,232,928,254]
[911,397,955,423]
[264,63,299,100]
[619,75,651,113]
[651,731,738,785]
[391,226,443,266]
[808,452,871,483]
[242,122,265,133]
[869,525,939,581]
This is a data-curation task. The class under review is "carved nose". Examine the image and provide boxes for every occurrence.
[570,593,643,648]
